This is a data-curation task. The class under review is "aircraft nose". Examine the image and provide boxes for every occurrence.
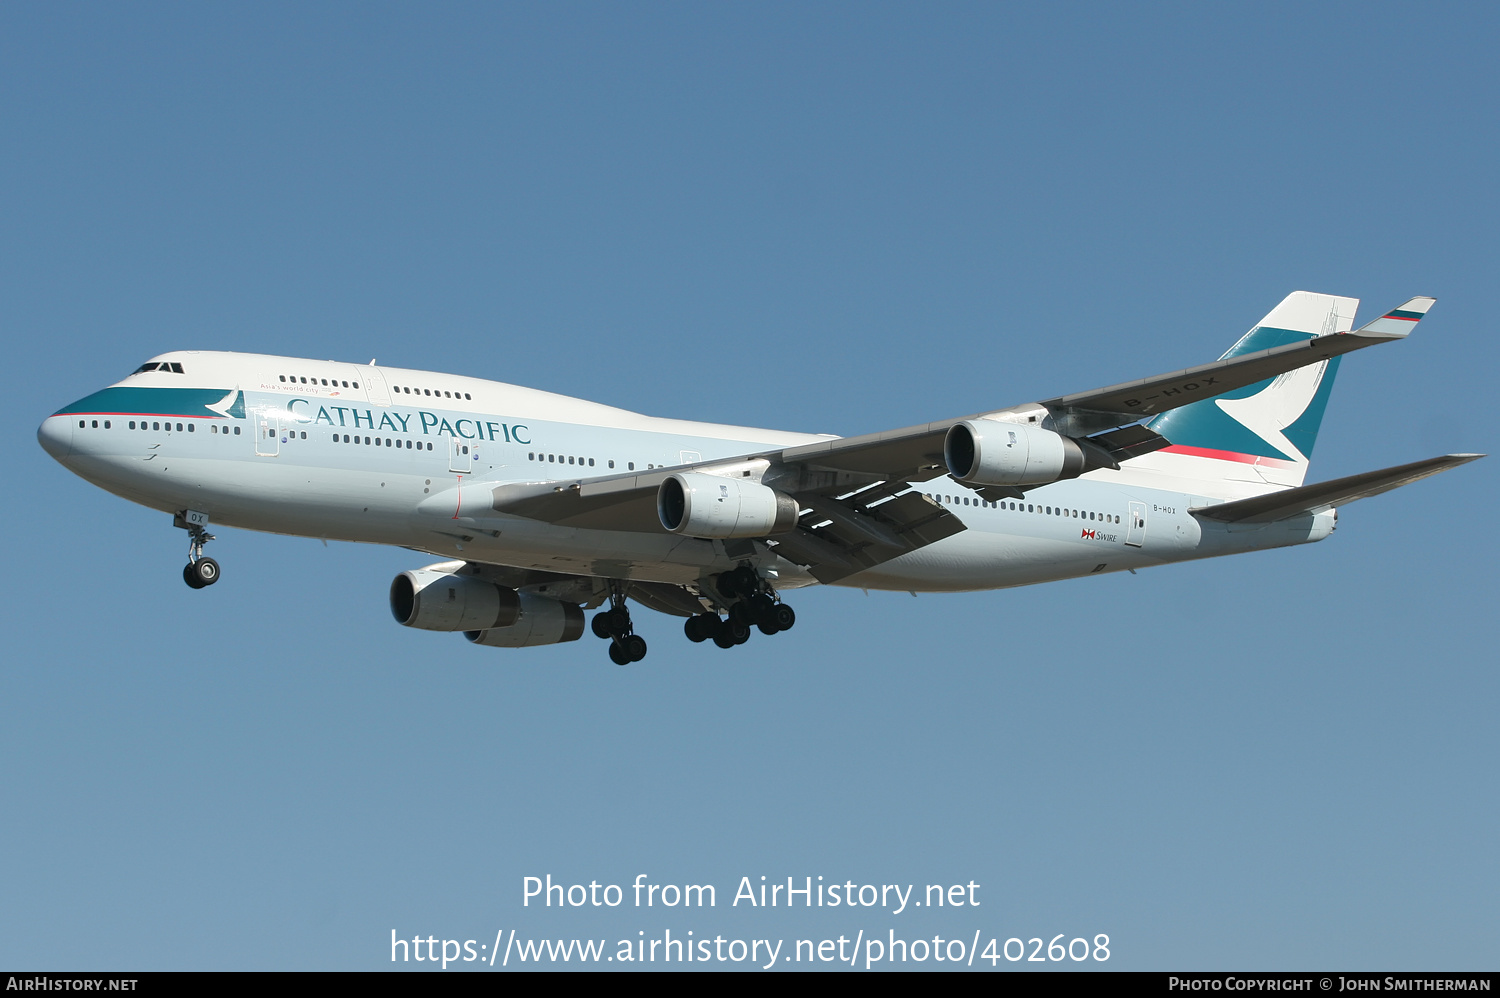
[37,414,74,462]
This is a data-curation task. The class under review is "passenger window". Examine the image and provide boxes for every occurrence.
[234,426,241,435]
[153,422,160,430]
[187,424,193,432]
[279,375,287,382]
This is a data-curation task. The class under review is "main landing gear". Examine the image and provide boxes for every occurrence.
[177,511,221,590]
[591,585,648,665]
[684,565,796,651]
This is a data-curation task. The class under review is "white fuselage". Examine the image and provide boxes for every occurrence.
[38,350,1333,594]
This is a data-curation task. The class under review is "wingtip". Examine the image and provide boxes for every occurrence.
[1351,296,1436,339]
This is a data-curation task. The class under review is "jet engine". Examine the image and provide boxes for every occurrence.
[465,593,585,648]
[390,568,522,631]
[944,420,1086,487]
[657,472,798,539]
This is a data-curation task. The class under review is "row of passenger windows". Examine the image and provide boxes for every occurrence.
[331,434,434,450]
[525,453,662,472]
[133,362,184,374]
[280,375,360,389]
[79,418,243,436]
[391,384,472,400]
[929,492,1121,524]
[533,453,604,469]
[521,453,675,472]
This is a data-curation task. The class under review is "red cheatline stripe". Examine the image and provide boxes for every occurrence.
[1161,444,1299,469]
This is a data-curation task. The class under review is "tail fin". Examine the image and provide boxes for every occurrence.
[1142,291,1360,489]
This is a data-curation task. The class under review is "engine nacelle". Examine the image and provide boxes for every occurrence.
[465,594,586,648]
[657,472,798,539]
[944,420,1086,487]
[390,569,522,632]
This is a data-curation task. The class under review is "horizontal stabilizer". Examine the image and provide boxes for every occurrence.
[1191,453,1483,524]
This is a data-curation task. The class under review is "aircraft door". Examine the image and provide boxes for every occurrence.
[361,366,392,406]
[449,436,475,474]
[1125,501,1147,547]
[255,409,280,456]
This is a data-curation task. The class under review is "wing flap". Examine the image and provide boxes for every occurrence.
[772,489,965,583]
[1191,453,1482,524]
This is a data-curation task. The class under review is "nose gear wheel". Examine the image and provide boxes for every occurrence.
[178,516,221,589]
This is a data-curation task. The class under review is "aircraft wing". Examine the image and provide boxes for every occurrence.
[489,472,965,584]
[483,296,1434,581]
[774,296,1434,481]
[1190,453,1483,524]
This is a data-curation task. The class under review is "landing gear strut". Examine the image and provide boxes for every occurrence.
[591,584,647,665]
[177,511,220,590]
[690,565,796,651]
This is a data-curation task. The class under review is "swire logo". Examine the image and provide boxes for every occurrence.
[1080,529,1096,539]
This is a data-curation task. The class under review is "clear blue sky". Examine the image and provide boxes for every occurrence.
[3,2,1496,971]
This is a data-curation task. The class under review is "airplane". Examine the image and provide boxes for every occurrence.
[37,291,1481,665]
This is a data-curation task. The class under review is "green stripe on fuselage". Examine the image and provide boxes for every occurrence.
[54,386,243,419]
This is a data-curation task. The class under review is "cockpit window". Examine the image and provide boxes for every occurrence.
[134,363,160,373]
[131,362,185,375]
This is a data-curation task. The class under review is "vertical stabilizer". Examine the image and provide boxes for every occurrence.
[1137,291,1359,491]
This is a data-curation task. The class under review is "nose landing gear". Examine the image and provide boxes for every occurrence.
[176,510,221,590]
[591,585,648,665]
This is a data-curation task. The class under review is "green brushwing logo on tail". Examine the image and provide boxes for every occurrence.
[1147,326,1340,463]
